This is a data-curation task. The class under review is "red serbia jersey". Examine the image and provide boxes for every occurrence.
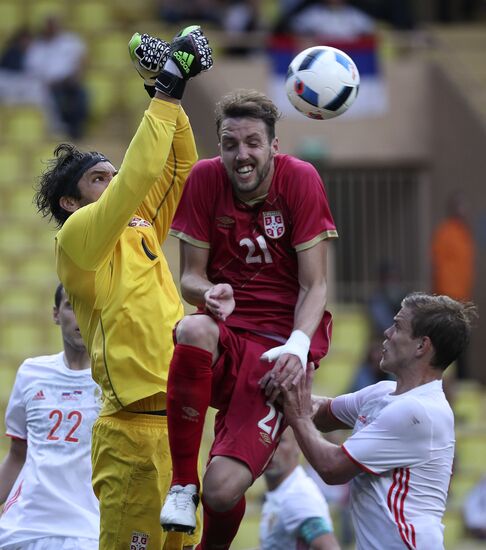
[170,154,338,361]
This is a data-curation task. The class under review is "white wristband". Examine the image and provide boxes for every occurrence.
[260,329,310,370]
[286,330,311,370]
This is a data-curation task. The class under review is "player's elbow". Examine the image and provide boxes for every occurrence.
[315,449,354,485]
[321,471,349,485]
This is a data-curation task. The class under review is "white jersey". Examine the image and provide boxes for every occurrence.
[0,352,101,547]
[331,380,454,550]
[260,465,334,550]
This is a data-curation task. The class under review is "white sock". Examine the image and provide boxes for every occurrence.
[164,59,182,78]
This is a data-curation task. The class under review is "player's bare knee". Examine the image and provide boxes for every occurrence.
[202,457,252,512]
[202,484,243,513]
[176,315,219,349]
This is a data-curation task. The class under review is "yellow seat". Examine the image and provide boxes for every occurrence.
[0,318,45,359]
[5,107,47,147]
[27,0,67,26]
[7,185,39,218]
[19,253,57,286]
[454,382,485,425]
[0,285,43,316]
[456,434,486,474]
[85,70,119,120]
[91,32,131,71]
[120,72,148,114]
[0,1,24,36]
[70,1,112,34]
[443,510,466,549]
[0,360,17,403]
[0,147,23,186]
[0,220,34,257]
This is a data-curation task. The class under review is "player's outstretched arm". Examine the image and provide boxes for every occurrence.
[0,438,27,505]
[282,368,361,485]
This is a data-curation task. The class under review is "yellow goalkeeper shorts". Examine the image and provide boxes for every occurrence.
[91,410,200,550]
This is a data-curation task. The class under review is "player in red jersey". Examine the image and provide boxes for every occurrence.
[161,89,338,549]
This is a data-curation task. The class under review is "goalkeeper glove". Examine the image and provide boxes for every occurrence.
[128,32,170,98]
[155,25,213,100]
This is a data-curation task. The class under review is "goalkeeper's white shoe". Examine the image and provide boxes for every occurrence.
[160,484,199,534]
[128,32,170,87]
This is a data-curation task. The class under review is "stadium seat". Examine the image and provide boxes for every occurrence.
[85,70,119,120]
[7,185,38,219]
[5,107,47,147]
[0,1,24,36]
[91,32,131,71]
[443,510,465,548]
[0,147,23,185]
[0,318,46,359]
[0,220,35,257]
[456,433,486,475]
[20,253,57,286]
[449,471,481,502]
[0,285,43,316]
[119,72,148,114]
[454,381,485,425]
[110,0,156,26]
[0,358,17,401]
[27,0,67,26]
[70,1,112,34]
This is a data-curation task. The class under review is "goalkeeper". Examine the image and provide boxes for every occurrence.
[34,26,212,550]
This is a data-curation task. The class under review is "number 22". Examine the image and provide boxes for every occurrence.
[47,410,83,442]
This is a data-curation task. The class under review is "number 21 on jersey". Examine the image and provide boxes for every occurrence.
[240,235,273,264]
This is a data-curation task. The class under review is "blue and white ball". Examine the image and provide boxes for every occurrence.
[285,46,360,120]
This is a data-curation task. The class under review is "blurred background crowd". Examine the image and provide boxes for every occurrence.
[1,1,486,548]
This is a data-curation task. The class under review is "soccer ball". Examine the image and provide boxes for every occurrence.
[285,46,360,120]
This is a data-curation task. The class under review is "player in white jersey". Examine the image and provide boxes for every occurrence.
[260,427,340,550]
[0,283,100,550]
[272,292,477,550]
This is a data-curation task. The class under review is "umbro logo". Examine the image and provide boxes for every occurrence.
[259,431,272,446]
[182,406,199,417]
[182,406,200,422]
[33,390,46,400]
[216,216,235,227]
[174,51,194,74]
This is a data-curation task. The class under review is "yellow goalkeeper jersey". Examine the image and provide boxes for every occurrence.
[56,100,197,415]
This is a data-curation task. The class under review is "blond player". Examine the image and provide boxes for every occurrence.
[280,292,477,550]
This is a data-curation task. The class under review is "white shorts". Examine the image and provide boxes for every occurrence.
[2,536,99,550]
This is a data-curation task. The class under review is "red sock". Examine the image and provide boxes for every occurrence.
[167,343,212,489]
[197,496,246,550]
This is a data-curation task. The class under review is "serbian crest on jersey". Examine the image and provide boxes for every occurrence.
[262,211,285,239]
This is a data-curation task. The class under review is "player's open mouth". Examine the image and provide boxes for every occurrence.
[236,165,254,177]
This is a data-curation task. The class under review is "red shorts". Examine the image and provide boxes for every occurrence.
[208,324,288,480]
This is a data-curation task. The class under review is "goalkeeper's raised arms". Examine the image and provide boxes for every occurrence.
[128,26,213,100]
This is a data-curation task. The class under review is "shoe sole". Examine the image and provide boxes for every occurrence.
[162,523,196,535]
